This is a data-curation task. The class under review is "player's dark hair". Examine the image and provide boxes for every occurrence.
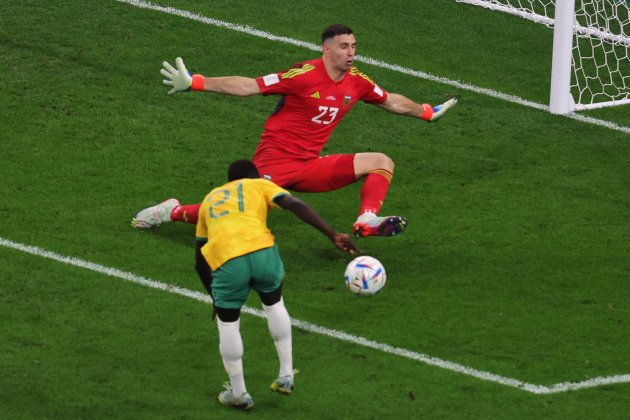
[228,159,259,181]
[321,24,353,44]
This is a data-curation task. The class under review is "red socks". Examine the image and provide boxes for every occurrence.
[170,203,201,224]
[359,169,393,215]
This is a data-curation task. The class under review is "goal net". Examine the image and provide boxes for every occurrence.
[456,0,630,113]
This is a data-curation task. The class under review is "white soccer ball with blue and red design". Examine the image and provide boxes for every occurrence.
[344,256,386,296]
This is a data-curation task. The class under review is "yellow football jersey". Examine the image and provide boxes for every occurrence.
[196,178,290,270]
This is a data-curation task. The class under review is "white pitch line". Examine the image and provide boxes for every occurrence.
[116,0,630,135]
[2,236,629,394]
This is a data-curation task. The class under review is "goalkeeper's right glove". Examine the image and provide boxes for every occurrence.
[420,98,458,122]
[160,57,205,94]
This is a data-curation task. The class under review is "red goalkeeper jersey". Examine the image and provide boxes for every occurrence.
[254,58,388,161]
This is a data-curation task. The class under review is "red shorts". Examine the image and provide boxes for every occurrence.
[253,154,357,192]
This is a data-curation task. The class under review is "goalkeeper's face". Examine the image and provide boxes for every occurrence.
[323,34,356,72]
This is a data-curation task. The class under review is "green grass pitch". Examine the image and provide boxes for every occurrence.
[1,1,629,418]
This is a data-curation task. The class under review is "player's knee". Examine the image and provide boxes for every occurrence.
[258,285,282,306]
[355,152,395,178]
[373,153,394,172]
[216,306,241,322]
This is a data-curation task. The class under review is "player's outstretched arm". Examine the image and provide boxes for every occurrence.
[274,195,358,255]
[161,57,260,96]
[161,57,193,94]
[377,93,457,122]
[426,98,458,121]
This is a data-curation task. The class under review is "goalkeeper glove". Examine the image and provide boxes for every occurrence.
[161,57,205,94]
[420,98,458,122]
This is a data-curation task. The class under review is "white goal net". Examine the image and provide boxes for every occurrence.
[456,0,630,113]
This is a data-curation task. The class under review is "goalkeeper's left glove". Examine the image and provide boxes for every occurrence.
[420,98,458,122]
[161,57,205,94]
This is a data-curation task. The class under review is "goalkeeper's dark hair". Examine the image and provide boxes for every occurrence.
[321,24,353,44]
[228,159,260,181]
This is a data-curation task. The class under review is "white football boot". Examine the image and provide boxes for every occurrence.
[270,374,294,395]
[217,383,254,410]
[131,198,180,229]
[352,211,408,238]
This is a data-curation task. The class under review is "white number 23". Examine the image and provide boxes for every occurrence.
[311,106,339,125]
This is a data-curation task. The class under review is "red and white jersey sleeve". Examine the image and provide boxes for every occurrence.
[253,59,388,160]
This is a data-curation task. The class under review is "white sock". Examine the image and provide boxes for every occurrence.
[356,211,377,223]
[262,297,293,378]
[217,318,247,396]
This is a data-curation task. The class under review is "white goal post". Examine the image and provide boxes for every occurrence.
[456,0,630,114]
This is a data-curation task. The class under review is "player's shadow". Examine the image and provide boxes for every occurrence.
[280,245,353,265]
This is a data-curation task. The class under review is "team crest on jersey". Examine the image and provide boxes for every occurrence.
[343,95,352,107]
[311,91,320,98]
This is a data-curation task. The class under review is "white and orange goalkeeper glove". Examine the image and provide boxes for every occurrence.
[420,98,458,122]
[161,57,205,94]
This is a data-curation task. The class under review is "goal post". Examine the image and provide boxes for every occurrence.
[455,0,630,114]
[549,0,576,114]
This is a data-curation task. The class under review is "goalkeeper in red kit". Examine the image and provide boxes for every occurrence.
[132,24,457,237]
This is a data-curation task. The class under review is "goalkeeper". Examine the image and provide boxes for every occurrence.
[132,24,457,238]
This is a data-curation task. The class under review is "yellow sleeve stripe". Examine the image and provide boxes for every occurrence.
[281,63,316,79]
[349,67,375,85]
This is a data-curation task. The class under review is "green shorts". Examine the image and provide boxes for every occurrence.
[211,244,285,309]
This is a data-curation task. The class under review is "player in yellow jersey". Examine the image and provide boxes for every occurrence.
[194,159,357,411]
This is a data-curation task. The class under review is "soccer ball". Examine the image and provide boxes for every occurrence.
[344,256,386,296]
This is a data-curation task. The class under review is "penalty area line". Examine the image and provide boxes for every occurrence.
[115,0,630,135]
[2,236,630,394]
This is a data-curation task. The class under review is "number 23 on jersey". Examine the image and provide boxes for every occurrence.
[311,106,339,125]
